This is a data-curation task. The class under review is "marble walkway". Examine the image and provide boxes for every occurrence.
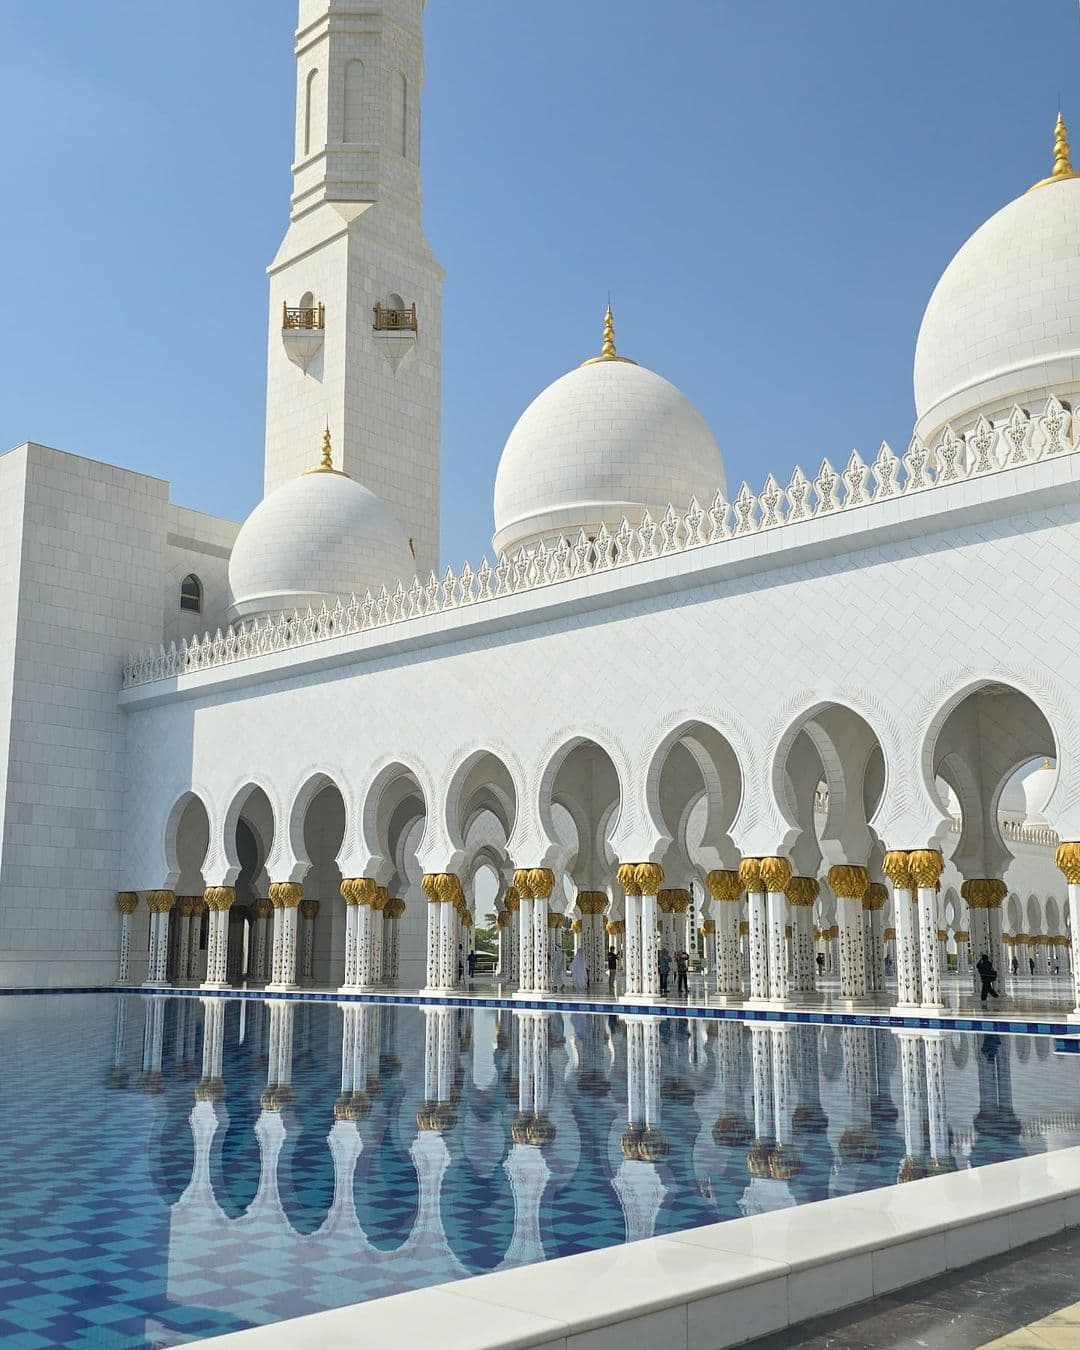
[740,1226,1080,1349]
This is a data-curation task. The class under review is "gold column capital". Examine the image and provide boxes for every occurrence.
[528,868,555,900]
[827,864,869,901]
[387,897,406,919]
[616,863,640,896]
[883,926,896,941]
[434,873,464,906]
[300,897,320,921]
[882,850,913,889]
[547,910,564,930]
[1056,842,1080,885]
[503,886,520,912]
[512,868,535,900]
[862,881,888,911]
[204,886,236,911]
[116,892,139,915]
[576,891,608,915]
[269,882,303,909]
[373,886,389,912]
[342,877,377,906]
[701,919,716,934]
[785,876,820,908]
[605,918,625,935]
[960,878,1007,908]
[907,849,944,889]
[738,858,764,894]
[707,869,743,903]
[760,857,792,892]
[146,889,175,913]
[496,910,511,930]
[954,929,969,942]
[634,862,664,896]
[420,874,441,904]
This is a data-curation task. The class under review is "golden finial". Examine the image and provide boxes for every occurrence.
[303,425,349,476]
[581,304,637,367]
[1030,111,1080,190]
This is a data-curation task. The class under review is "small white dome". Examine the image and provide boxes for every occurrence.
[914,125,1080,444]
[1022,759,1058,826]
[997,774,1027,824]
[492,313,726,557]
[227,453,415,624]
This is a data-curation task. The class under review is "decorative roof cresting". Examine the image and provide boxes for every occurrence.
[122,395,1076,688]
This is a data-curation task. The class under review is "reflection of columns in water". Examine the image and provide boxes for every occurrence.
[107,996,131,1089]
[502,1011,555,1266]
[895,1031,928,1181]
[971,1031,1021,1165]
[263,1002,296,1110]
[614,1016,668,1241]
[748,1025,774,1145]
[138,995,167,1093]
[199,996,227,1098]
[921,1032,952,1172]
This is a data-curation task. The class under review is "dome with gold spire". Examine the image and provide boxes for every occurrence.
[492,308,726,558]
[227,430,415,624]
[914,113,1080,444]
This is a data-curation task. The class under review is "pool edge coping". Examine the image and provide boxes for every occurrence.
[194,1146,1080,1349]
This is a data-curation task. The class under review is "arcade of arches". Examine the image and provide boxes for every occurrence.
[118,686,1080,1014]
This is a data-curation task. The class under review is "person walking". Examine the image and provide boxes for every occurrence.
[674,948,689,997]
[976,952,999,1002]
[658,947,672,996]
[467,948,478,981]
[607,948,618,994]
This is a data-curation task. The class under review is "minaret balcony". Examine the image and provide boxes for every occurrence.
[281,302,325,373]
[372,302,417,372]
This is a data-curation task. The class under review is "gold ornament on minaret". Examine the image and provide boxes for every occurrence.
[304,426,349,477]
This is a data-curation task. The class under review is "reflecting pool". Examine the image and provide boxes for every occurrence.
[1,995,1078,1348]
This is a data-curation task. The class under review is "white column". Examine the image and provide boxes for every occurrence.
[509,901,521,983]
[300,898,318,983]
[786,878,819,994]
[517,894,534,993]
[388,900,403,982]
[828,867,869,1001]
[252,902,269,982]
[763,859,792,1002]
[423,888,440,989]
[533,894,551,994]
[624,893,642,995]
[438,901,455,989]
[745,874,769,1001]
[116,894,138,984]
[885,853,921,1007]
[341,889,361,989]
[863,884,886,994]
[640,887,661,997]
[266,883,302,990]
[910,852,944,1008]
[175,902,192,984]
[144,891,175,986]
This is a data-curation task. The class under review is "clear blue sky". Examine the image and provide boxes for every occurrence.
[2,1,1079,567]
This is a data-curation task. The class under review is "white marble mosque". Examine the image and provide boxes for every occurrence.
[4,1,1080,1020]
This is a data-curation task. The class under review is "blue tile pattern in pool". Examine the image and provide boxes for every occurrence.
[1,993,1079,1347]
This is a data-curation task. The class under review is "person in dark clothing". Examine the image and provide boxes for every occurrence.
[674,949,689,996]
[976,952,999,1002]
[658,948,671,995]
[1011,955,1019,975]
[467,949,478,979]
[607,948,618,994]
[816,951,826,976]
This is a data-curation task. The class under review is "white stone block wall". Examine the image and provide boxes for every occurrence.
[162,505,239,649]
[0,445,170,986]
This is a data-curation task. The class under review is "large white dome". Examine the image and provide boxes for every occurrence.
[492,313,726,557]
[914,121,1080,444]
[227,443,415,624]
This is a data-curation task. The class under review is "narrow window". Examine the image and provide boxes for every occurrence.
[180,574,202,614]
[344,59,365,143]
[304,67,323,156]
[391,70,408,158]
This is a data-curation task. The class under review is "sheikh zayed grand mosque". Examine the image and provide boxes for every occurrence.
[3,0,1080,1018]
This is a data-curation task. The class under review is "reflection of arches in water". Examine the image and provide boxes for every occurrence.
[280,1122,338,1236]
[211,1002,264,1218]
[441,1142,517,1273]
[354,1123,420,1250]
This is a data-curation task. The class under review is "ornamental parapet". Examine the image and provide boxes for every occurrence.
[121,397,1080,688]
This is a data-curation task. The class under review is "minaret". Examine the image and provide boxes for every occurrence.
[265,0,442,576]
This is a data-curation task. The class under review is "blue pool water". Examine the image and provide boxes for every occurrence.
[0,994,1077,1348]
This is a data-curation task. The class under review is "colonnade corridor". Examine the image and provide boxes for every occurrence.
[126,686,1080,1020]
